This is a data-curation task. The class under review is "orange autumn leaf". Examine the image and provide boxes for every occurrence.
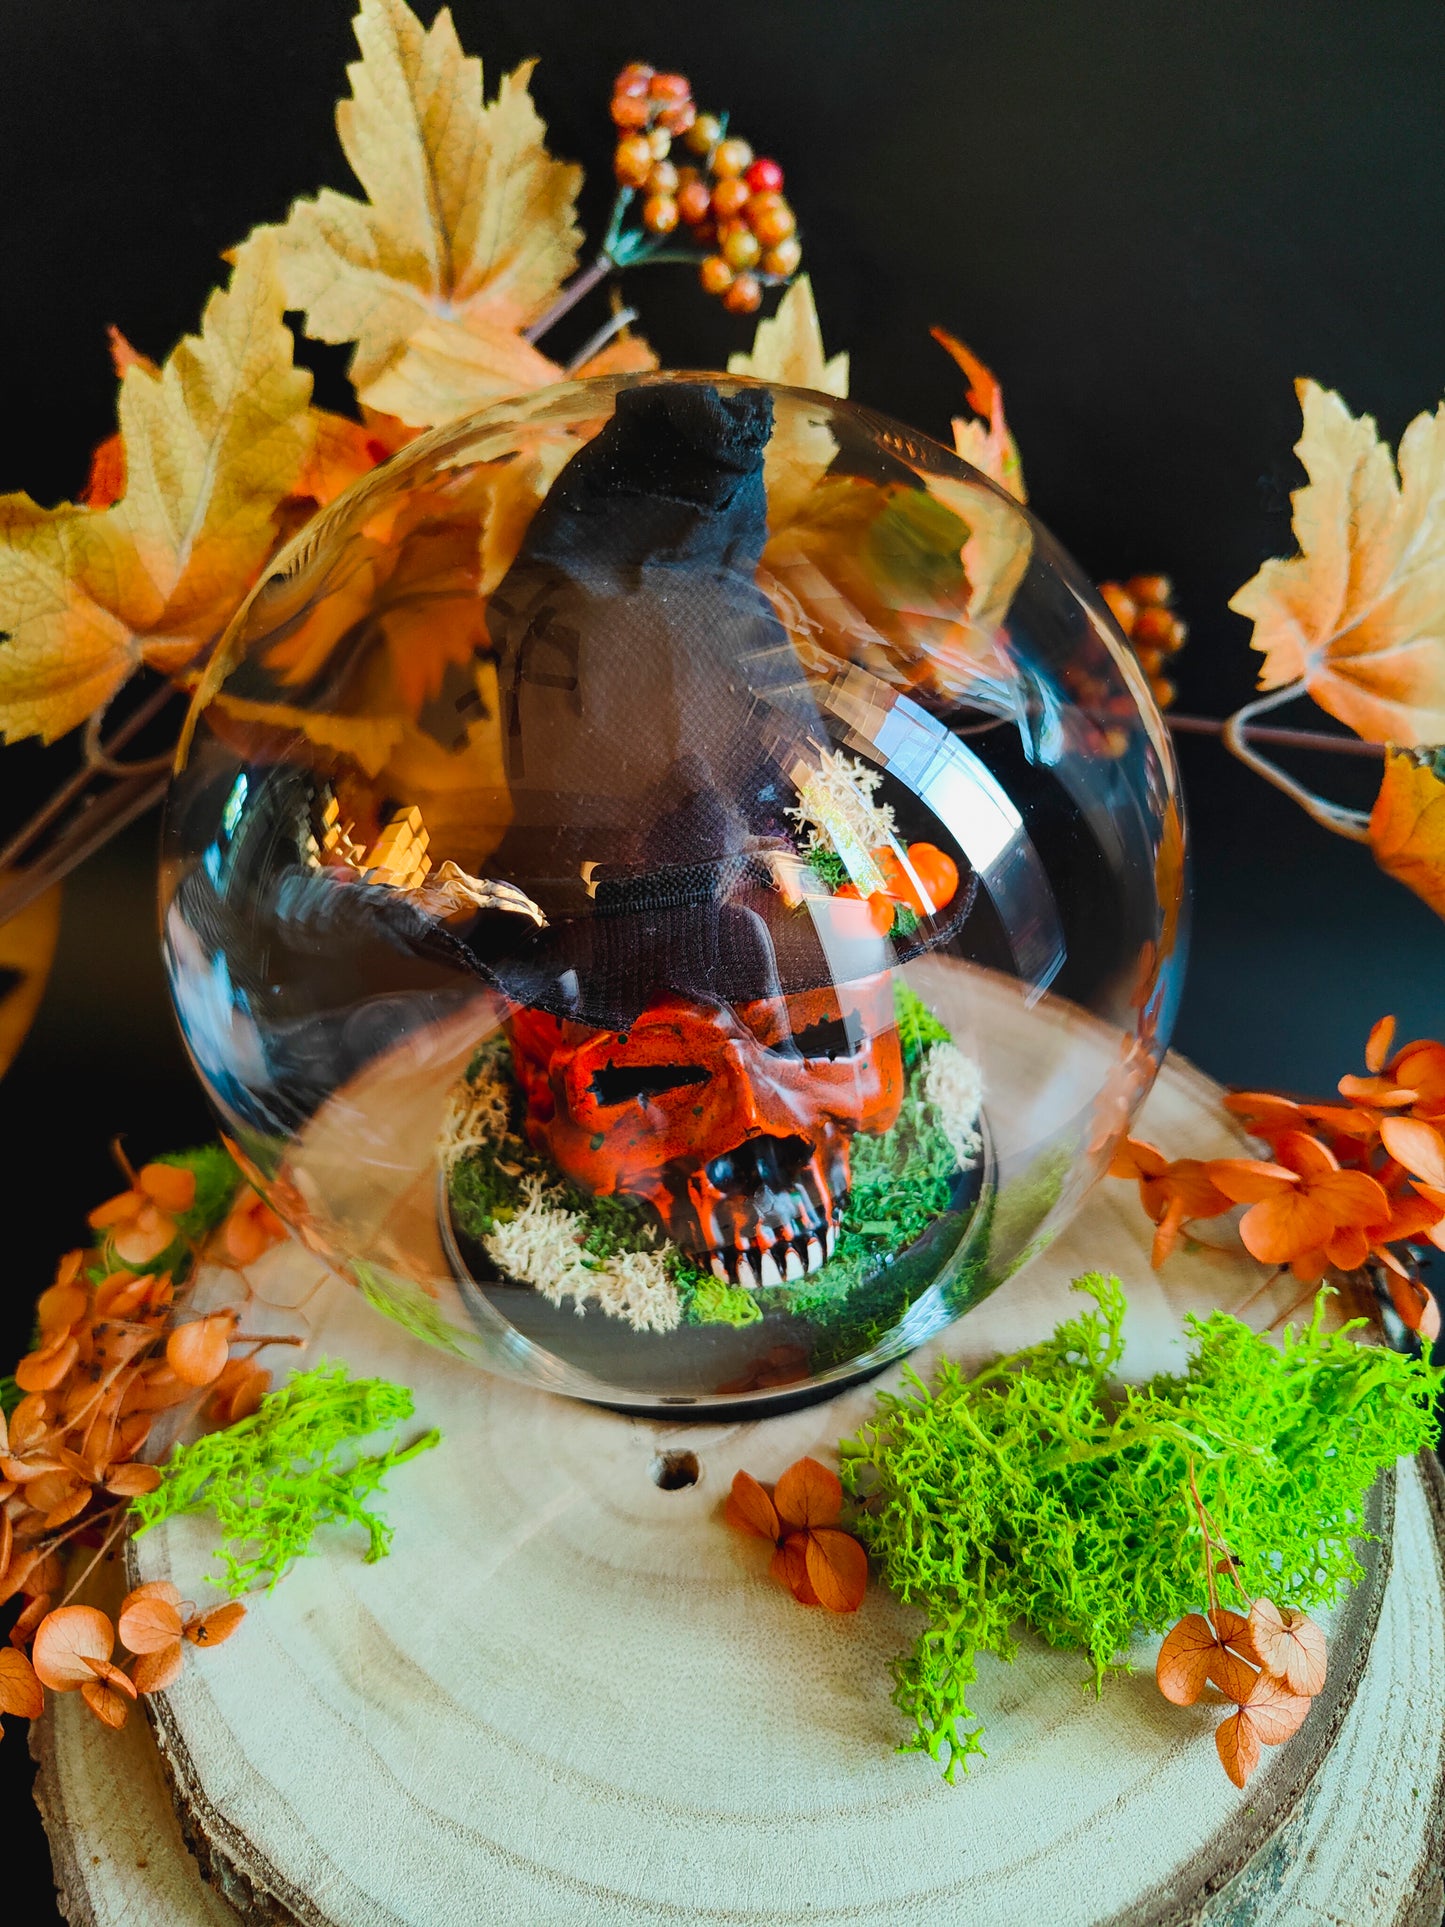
[773,1457,844,1531]
[0,1646,44,1720]
[184,1601,247,1648]
[1371,743,1445,917]
[1247,1598,1328,1698]
[1229,381,1445,747]
[131,1642,185,1696]
[117,1583,184,1655]
[725,1470,781,1542]
[31,1605,114,1691]
[165,1313,235,1388]
[803,1528,868,1614]
[931,326,1027,504]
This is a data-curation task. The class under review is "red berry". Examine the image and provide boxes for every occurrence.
[657,99,696,137]
[748,194,796,248]
[648,71,691,101]
[686,112,723,155]
[760,236,801,278]
[677,180,712,226]
[722,272,762,315]
[642,193,679,236]
[711,177,751,220]
[614,136,654,188]
[712,137,753,179]
[610,93,652,129]
[615,63,654,97]
[745,157,784,194]
[699,255,734,295]
[721,223,761,270]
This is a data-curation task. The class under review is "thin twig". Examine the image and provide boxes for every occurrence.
[1221,684,1372,842]
[565,305,641,374]
[1169,712,1384,758]
[522,252,614,343]
[58,1503,132,1607]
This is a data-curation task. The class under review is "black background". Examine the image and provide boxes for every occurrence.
[2,3,1443,1915]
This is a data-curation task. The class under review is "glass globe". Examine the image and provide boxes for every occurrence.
[162,374,1185,1412]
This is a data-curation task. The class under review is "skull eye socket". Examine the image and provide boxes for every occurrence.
[590,1062,711,1108]
[774,1016,862,1061]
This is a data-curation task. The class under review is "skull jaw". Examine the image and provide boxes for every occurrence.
[661,1125,852,1286]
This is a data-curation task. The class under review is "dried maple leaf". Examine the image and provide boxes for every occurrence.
[1247,1598,1327,1698]
[1228,380,1445,746]
[1370,749,1445,920]
[1156,1608,1257,1706]
[728,277,848,528]
[0,1646,43,1720]
[266,0,584,422]
[0,234,313,743]
[31,1605,115,1690]
[931,328,1026,504]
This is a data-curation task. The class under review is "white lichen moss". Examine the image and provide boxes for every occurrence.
[438,1058,513,1169]
[482,1177,681,1334]
[920,1041,984,1167]
[788,750,898,895]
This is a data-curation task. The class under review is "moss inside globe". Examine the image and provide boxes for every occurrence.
[162,373,1185,1412]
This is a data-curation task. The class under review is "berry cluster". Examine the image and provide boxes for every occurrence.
[1099,574,1188,710]
[611,64,800,315]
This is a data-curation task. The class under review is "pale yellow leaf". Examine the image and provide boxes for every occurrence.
[268,0,581,399]
[571,332,659,381]
[360,312,565,428]
[727,278,848,529]
[112,232,314,645]
[1229,379,1445,745]
[932,328,1027,505]
[0,236,313,743]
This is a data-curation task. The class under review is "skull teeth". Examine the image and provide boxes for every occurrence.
[705,1230,830,1286]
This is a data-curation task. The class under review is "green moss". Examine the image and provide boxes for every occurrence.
[131,1361,440,1594]
[353,1262,470,1358]
[0,1374,18,1417]
[893,980,952,1070]
[805,849,848,891]
[449,1142,526,1241]
[841,1276,1442,1780]
[686,1273,764,1328]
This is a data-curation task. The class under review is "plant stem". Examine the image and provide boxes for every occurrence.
[523,251,615,344]
[1221,685,1372,842]
[1168,712,1383,758]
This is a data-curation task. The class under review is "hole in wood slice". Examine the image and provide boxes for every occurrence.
[650,1449,701,1490]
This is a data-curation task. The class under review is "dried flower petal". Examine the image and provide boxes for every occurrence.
[725,1469,781,1541]
[31,1605,114,1690]
[184,1601,246,1647]
[1366,1015,1397,1074]
[166,1314,235,1388]
[106,1463,163,1497]
[81,1675,132,1729]
[139,1162,197,1214]
[1238,1668,1312,1745]
[803,1527,868,1613]
[1247,1597,1328,1697]
[773,1457,843,1531]
[131,1641,185,1695]
[0,1647,45,1719]
[770,1532,820,1605]
[1381,1116,1445,1190]
[10,1592,51,1648]
[118,1585,184,1654]
[1216,1704,1262,1787]
[15,1335,80,1394]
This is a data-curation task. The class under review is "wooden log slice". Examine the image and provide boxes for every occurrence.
[33,1048,1445,1926]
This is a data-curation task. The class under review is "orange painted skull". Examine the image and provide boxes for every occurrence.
[506,977,904,1286]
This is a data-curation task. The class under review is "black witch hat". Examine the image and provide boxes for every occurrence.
[455,378,968,1031]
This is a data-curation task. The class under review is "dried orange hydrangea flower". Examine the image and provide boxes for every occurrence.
[726,1457,868,1613]
[1113,1015,1445,1338]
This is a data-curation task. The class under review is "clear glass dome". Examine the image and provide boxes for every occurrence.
[162,374,1185,1412]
